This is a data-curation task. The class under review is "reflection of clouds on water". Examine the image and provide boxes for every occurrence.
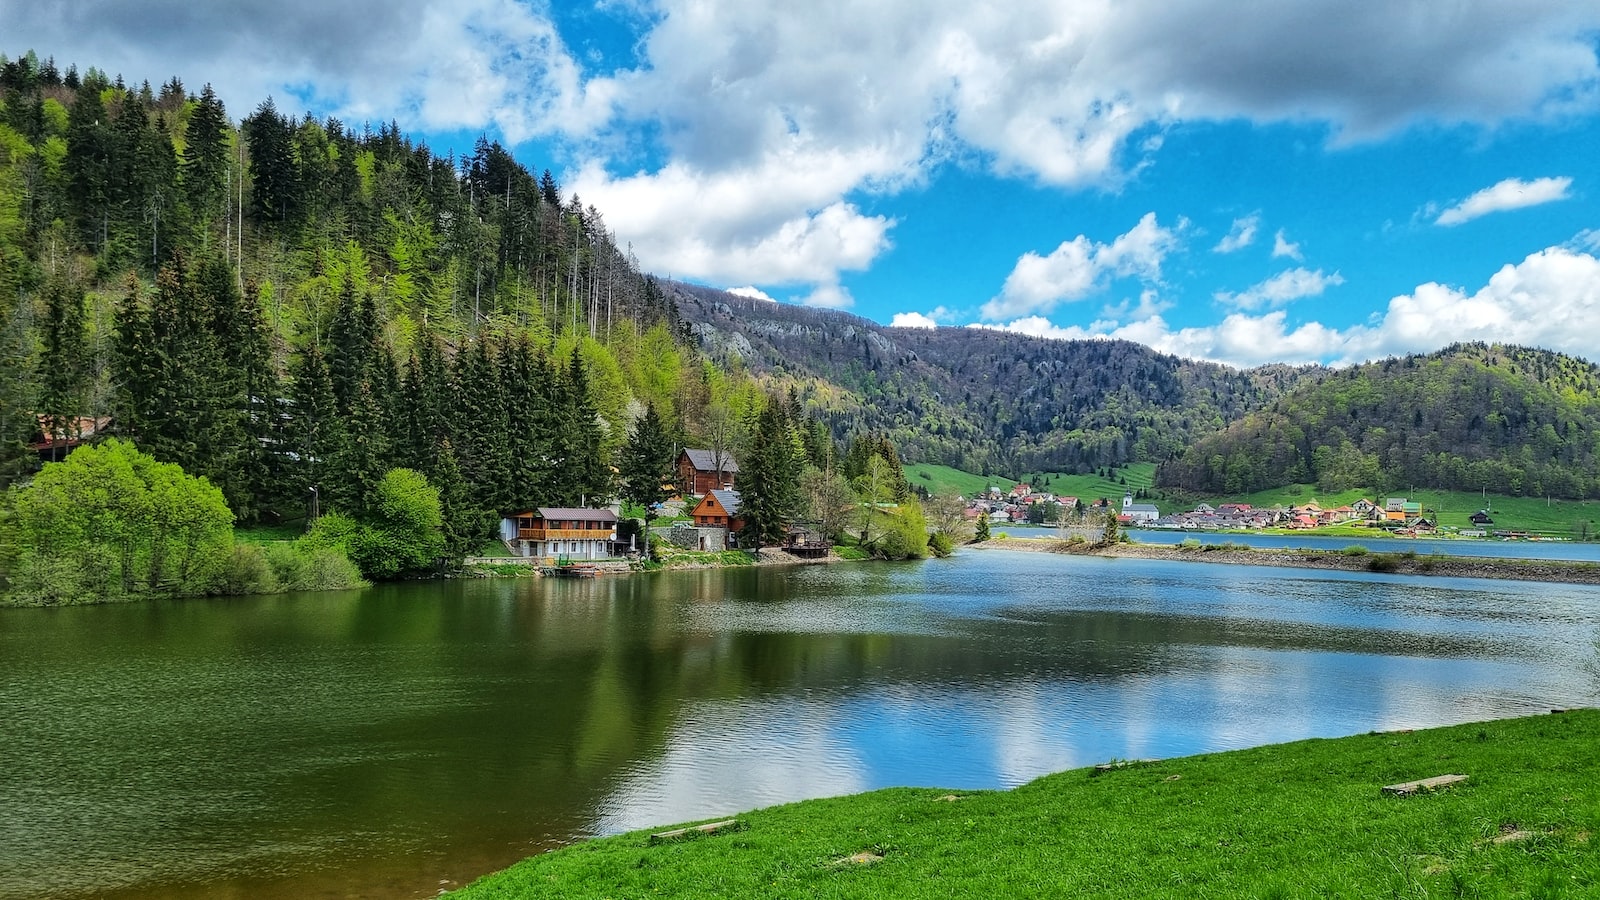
[984,682,1093,785]
[603,552,1600,836]
[593,698,866,835]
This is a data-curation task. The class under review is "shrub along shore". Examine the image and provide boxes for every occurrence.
[975,535,1600,585]
[450,710,1599,898]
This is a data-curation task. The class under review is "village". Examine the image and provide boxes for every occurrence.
[961,483,1505,537]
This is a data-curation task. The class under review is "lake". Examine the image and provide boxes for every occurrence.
[4,550,1598,899]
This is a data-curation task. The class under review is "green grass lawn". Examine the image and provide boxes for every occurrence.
[904,464,1016,499]
[906,463,1156,505]
[452,710,1600,899]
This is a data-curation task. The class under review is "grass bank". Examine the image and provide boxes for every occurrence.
[451,711,1599,898]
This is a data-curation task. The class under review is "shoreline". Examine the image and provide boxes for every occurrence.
[971,536,1600,584]
[450,710,1600,898]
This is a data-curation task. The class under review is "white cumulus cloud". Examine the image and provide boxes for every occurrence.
[1215,268,1345,310]
[982,213,1181,321]
[1434,176,1575,226]
[1213,215,1260,253]
[1035,244,1600,368]
[573,159,895,287]
[728,286,776,301]
[1272,229,1303,260]
[890,311,940,329]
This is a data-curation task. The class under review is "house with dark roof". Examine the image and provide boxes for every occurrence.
[677,448,739,495]
[680,489,746,551]
[500,507,618,560]
[692,489,745,531]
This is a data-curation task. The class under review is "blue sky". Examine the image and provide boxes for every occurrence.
[7,0,1600,367]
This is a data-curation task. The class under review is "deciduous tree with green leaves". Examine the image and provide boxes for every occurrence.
[4,438,234,602]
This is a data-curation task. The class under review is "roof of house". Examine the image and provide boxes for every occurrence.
[532,507,617,522]
[1126,503,1160,514]
[681,448,740,473]
[709,489,742,516]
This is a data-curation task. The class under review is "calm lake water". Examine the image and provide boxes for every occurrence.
[4,550,1599,899]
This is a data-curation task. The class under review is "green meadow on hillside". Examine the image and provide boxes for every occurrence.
[907,463,1156,505]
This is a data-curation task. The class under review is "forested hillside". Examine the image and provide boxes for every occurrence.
[672,284,1316,475]
[0,50,710,545]
[1157,343,1600,499]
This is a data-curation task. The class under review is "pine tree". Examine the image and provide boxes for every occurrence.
[35,275,89,462]
[181,84,230,240]
[431,437,481,558]
[739,394,803,548]
[499,333,551,510]
[243,98,299,226]
[453,336,511,513]
[64,84,114,250]
[618,401,674,517]
[287,344,341,519]
[554,349,610,506]
[324,379,384,515]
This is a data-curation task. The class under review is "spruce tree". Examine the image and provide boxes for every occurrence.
[35,275,89,463]
[452,336,511,513]
[739,395,802,548]
[324,379,384,515]
[618,402,674,517]
[287,344,341,520]
[181,85,230,239]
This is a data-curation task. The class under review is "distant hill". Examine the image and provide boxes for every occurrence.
[669,282,1316,475]
[1157,343,1600,500]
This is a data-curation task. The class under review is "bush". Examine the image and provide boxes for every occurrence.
[1179,538,1202,550]
[263,542,366,592]
[1340,545,1369,557]
[877,528,911,560]
[928,531,955,558]
[220,543,280,595]
[1367,553,1401,572]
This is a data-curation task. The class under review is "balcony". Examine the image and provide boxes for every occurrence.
[517,527,612,541]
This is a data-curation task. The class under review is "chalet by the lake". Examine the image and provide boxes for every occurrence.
[499,507,618,560]
[678,448,738,495]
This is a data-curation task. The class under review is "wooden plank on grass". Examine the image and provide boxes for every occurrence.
[648,819,741,844]
[1382,774,1468,796]
[1093,759,1158,776]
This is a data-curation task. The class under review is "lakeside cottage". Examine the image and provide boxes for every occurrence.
[678,448,739,495]
[500,508,619,560]
[682,489,746,551]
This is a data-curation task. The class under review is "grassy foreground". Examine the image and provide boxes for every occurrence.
[452,711,1599,899]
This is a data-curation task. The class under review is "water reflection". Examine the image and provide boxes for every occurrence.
[1,550,1597,900]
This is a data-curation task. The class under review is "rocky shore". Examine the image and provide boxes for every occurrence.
[972,537,1600,585]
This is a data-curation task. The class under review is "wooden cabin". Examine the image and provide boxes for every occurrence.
[678,448,738,495]
[500,507,618,560]
[691,489,746,533]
